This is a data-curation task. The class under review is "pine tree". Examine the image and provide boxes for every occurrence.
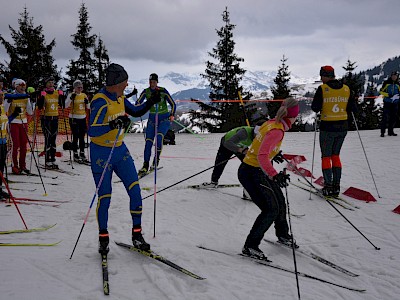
[93,34,110,91]
[0,6,58,88]
[269,55,291,119]
[361,80,380,129]
[65,3,97,93]
[190,7,252,133]
[340,59,363,130]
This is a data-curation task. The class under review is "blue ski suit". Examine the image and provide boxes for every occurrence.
[89,87,153,231]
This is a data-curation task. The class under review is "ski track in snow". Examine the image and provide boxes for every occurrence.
[0,129,399,299]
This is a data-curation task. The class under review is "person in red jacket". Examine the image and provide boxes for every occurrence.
[238,98,299,260]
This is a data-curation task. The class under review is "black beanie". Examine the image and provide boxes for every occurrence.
[149,73,158,82]
[106,63,128,86]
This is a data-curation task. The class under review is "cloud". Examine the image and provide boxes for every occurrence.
[1,0,399,80]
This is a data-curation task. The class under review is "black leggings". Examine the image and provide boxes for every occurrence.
[69,118,87,153]
[238,163,289,248]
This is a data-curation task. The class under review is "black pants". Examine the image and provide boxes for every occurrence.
[0,143,7,175]
[69,118,87,153]
[238,163,289,248]
[211,137,244,183]
[41,117,58,162]
[381,102,398,135]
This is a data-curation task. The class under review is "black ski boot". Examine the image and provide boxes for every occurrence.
[98,230,110,255]
[332,183,340,197]
[322,184,334,197]
[242,244,267,260]
[277,234,299,248]
[132,226,150,251]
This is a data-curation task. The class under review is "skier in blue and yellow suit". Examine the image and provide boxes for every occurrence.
[89,63,161,254]
[137,73,175,176]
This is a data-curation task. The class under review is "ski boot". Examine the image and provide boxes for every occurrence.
[138,162,149,177]
[132,226,150,251]
[73,152,81,162]
[322,184,334,197]
[98,230,110,255]
[200,181,218,189]
[332,183,340,198]
[242,244,267,260]
[277,234,299,248]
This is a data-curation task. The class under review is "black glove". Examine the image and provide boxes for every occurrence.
[148,90,161,105]
[11,106,22,118]
[109,115,131,130]
[70,93,76,101]
[84,97,89,104]
[273,171,290,188]
[272,150,285,164]
[131,87,138,96]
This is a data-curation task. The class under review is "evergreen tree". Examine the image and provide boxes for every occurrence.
[340,59,363,130]
[65,3,97,93]
[269,55,291,119]
[93,34,110,91]
[0,6,58,88]
[190,7,252,133]
[361,80,380,129]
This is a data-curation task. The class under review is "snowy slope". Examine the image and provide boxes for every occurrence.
[1,129,399,300]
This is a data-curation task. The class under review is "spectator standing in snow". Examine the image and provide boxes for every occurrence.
[137,73,176,176]
[37,77,65,169]
[65,80,90,162]
[88,63,161,255]
[3,79,33,174]
[379,71,400,137]
[238,98,299,260]
[311,65,356,197]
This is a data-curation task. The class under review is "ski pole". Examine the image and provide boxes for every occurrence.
[283,156,381,250]
[134,93,146,140]
[173,119,204,140]
[29,104,38,172]
[351,112,381,198]
[18,115,48,196]
[309,113,318,200]
[70,127,122,259]
[0,171,28,229]
[238,91,250,126]
[142,156,237,200]
[153,103,158,238]
[282,168,301,300]
[62,107,74,169]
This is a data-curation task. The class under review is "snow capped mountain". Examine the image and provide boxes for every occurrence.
[125,70,320,101]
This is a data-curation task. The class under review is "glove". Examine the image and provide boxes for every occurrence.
[11,106,22,118]
[169,115,175,122]
[70,93,76,101]
[84,98,89,104]
[271,151,284,164]
[132,87,138,96]
[58,90,63,96]
[148,90,161,105]
[109,115,131,130]
[273,171,290,188]
[27,87,35,94]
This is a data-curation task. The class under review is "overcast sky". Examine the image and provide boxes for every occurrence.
[1,0,399,81]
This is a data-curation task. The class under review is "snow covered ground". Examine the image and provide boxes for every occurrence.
[1,129,399,300]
